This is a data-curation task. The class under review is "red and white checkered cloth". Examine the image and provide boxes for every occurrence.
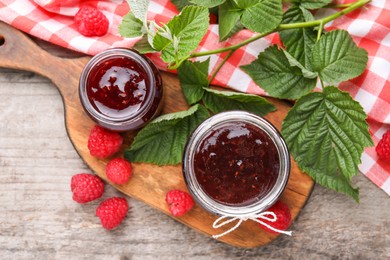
[0,0,389,195]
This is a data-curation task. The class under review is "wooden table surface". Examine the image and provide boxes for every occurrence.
[0,38,389,259]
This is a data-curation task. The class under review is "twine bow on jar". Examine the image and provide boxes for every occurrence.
[212,211,293,239]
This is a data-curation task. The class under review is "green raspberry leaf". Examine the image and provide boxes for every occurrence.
[178,59,210,105]
[132,35,157,54]
[190,0,226,7]
[218,0,242,41]
[241,45,317,99]
[202,88,276,116]
[124,104,210,165]
[126,0,150,23]
[282,86,374,202]
[171,0,192,10]
[311,30,368,85]
[153,6,209,65]
[280,7,317,69]
[292,0,332,10]
[119,12,144,38]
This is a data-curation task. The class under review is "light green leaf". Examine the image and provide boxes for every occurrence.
[280,7,317,69]
[282,86,374,202]
[178,60,209,105]
[124,104,210,165]
[126,0,150,23]
[218,0,242,41]
[241,45,317,99]
[202,88,276,116]
[153,6,209,64]
[190,0,225,7]
[311,30,368,85]
[236,0,283,34]
[292,0,332,10]
[132,35,157,54]
[119,12,144,38]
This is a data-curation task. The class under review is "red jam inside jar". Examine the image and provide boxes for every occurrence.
[79,48,163,131]
[183,111,290,217]
[193,122,279,206]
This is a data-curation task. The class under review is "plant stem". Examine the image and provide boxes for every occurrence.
[189,0,370,58]
[208,50,235,84]
[317,20,324,42]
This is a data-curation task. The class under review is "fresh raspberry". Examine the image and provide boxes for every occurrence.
[259,200,291,234]
[74,6,109,37]
[106,158,133,184]
[87,125,123,159]
[209,13,218,24]
[96,197,128,230]
[376,130,390,161]
[71,173,104,204]
[165,190,194,217]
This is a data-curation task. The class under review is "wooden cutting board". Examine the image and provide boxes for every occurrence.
[0,21,314,248]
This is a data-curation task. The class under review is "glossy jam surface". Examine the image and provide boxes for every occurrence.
[86,56,150,120]
[193,122,279,206]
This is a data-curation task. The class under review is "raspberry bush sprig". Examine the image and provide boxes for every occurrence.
[119,0,373,202]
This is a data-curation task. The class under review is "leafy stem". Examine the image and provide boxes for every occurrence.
[208,50,235,84]
[190,0,370,58]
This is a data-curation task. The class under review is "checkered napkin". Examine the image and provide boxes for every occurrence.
[0,0,389,195]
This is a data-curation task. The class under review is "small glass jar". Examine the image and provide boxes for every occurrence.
[79,48,163,131]
[183,111,290,218]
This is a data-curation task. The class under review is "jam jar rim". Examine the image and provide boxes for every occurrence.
[79,48,157,128]
[182,111,290,218]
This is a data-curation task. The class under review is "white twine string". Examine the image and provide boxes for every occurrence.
[212,211,293,239]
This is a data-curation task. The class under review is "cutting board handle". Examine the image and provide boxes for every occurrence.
[0,21,88,97]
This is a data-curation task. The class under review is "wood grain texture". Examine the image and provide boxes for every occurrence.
[0,22,389,258]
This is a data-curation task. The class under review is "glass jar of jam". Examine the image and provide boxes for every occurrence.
[79,48,163,131]
[183,111,290,217]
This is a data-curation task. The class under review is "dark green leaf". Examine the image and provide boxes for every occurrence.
[178,60,210,105]
[280,7,317,69]
[282,86,374,202]
[132,35,157,54]
[124,104,210,165]
[218,0,242,41]
[292,0,332,10]
[202,88,276,116]
[171,0,192,10]
[311,30,368,85]
[241,45,317,99]
[190,0,225,7]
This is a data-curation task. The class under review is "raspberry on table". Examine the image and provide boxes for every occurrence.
[165,190,194,217]
[96,197,129,230]
[71,173,104,204]
[87,125,123,159]
[74,6,109,37]
[258,200,291,234]
[106,158,133,185]
[376,129,390,161]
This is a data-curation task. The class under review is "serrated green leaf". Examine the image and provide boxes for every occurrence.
[190,0,225,7]
[202,88,276,116]
[153,6,209,64]
[124,104,210,165]
[280,7,317,69]
[178,60,209,105]
[119,12,144,38]
[132,35,157,54]
[126,0,150,23]
[236,0,283,34]
[241,45,317,99]
[292,0,332,10]
[282,50,318,79]
[282,86,373,202]
[311,30,368,85]
[218,0,242,41]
